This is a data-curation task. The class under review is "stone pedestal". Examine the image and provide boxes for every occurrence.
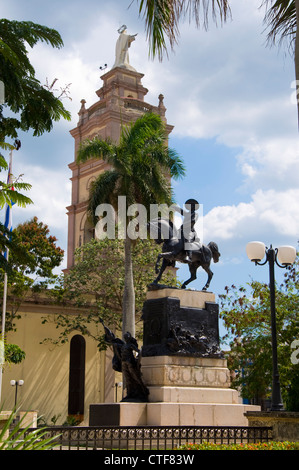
[89,289,260,426]
[139,355,259,426]
[141,355,234,402]
[142,289,222,358]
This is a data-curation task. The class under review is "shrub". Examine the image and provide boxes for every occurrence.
[177,441,299,450]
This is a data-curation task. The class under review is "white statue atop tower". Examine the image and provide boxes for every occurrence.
[112,25,137,71]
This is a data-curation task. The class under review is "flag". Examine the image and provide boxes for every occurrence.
[3,150,14,260]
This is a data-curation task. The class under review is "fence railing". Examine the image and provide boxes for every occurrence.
[27,425,272,450]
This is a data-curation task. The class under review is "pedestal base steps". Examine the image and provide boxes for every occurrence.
[90,402,260,427]
[89,355,260,427]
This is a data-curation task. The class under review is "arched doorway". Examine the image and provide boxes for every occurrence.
[68,335,86,419]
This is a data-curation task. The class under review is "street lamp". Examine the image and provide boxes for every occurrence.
[246,242,296,411]
[10,379,24,408]
[114,382,123,402]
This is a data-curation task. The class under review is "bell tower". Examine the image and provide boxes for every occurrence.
[66,28,173,270]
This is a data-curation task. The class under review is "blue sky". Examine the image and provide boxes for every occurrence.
[1,0,299,306]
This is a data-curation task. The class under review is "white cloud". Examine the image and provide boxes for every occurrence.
[237,138,299,192]
[12,164,71,233]
[203,188,299,249]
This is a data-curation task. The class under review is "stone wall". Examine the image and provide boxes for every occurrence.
[245,411,299,441]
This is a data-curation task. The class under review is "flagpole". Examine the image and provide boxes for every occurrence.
[0,268,8,402]
[0,148,13,404]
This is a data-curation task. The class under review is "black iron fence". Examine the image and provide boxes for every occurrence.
[27,425,272,450]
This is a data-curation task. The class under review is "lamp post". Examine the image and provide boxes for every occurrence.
[246,242,296,411]
[10,379,24,408]
[114,382,123,402]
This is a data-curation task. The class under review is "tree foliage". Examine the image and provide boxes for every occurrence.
[0,217,64,334]
[0,145,33,210]
[42,237,177,350]
[219,254,299,409]
[0,19,71,214]
[0,19,71,143]
[10,216,64,280]
[4,343,26,365]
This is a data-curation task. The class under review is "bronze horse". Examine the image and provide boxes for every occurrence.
[148,218,220,291]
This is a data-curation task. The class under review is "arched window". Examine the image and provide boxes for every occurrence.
[68,335,86,416]
[83,218,95,244]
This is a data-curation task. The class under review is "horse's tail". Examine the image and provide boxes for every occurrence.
[208,242,220,263]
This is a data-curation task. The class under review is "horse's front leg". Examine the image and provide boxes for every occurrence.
[181,265,197,289]
[153,258,168,284]
[155,254,162,274]
[202,267,213,291]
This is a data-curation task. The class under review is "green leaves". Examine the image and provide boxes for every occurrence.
[10,216,64,280]
[4,343,26,364]
[0,18,71,143]
[0,217,64,334]
[0,408,60,450]
[0,181,33,210]
[43,238,177,348]
[220,253,299,407]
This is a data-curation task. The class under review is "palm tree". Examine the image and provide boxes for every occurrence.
[77,112,185,338]
[135,0,298,126]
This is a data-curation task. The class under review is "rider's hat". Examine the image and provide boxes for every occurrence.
[184,199,199,210]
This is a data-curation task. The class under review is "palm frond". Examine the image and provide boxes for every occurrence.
[136,0,231,60]
[136,0,179,60]
[0,187,33,209]
[0,142,15,152]
[0,154,8,170]
[167,147,186,179]
[262,0,297,52]
[0,407,61,450]
[120,112,165,148]
[0,19,64,50]
[87,170,120,223]
[180,0,232,28]
[77,138,116,164]
[82,112,185,225]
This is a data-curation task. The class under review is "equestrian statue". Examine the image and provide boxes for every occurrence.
[148,199,220,291]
